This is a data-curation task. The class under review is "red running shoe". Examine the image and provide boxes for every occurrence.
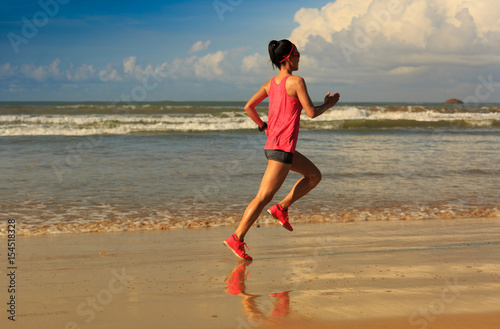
[223,234,253,261]
[267,204,293,231]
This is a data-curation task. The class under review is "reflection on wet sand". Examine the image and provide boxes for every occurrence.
[224,261,292,324]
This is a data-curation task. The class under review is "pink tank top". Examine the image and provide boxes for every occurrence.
[264,75,303,153]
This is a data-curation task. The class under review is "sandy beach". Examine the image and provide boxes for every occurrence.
[2,217,500,329]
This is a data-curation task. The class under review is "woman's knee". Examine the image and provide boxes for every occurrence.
[255,191,275,205]
[309,169,322,185]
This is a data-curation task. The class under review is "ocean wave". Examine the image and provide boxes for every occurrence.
[1,107,500,135]
[0,113,255,136]
[1,202,498,236]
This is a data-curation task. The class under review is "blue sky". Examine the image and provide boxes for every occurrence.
[1,0,500,102]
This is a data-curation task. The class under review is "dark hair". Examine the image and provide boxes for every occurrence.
[268,39,294,69]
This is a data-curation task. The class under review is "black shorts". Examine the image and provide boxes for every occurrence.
[265,149,294,165]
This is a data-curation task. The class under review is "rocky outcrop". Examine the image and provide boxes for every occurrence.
[444,98,464,104]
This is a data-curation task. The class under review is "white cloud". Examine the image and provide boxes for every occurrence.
[286,0,500,98]
[123,56,137,75]
[0,63,17,78]
[241,53,267,73]
[291,0,500,61]
[160,48,251,83]
[165,57,196,80]
[48,58,61,78]
[22,65,47,82]
[291,0,372,48]
[188,40,211,54]
[70,64,95,81]
[2,60,96,83]
[19,59,62,82]
[193,51,225,79]
[2,57,168,86]
[98,64,121,82]
[123,56,168,81]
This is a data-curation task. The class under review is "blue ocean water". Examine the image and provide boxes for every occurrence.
[0,102,499,235]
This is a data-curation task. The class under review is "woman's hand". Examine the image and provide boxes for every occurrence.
[324,92,340,109]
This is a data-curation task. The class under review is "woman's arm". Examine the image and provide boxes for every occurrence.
[293,77,340,119]
[244,81,270,128]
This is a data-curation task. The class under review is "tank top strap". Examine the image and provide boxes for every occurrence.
[274,74,291,86]
[281,74,291,85]
[274,74,291,93]
[283,75,292,90]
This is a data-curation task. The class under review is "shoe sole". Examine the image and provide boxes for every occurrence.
[223,241,251,261]
[267,209,293,232]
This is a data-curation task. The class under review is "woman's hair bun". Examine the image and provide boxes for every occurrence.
[268,39,294,70]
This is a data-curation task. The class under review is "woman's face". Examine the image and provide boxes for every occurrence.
[289,50,300,71]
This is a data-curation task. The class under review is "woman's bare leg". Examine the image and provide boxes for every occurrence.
[234,160,291,240]
[279,151,322,209]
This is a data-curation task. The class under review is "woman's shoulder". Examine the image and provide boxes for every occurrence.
[261,78,272,92]
[286,75,306,88]
[288,74,304,81]
[287,75,305,83]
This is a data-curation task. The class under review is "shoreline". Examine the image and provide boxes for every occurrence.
[2,213,499,237]
[1,218,499,328]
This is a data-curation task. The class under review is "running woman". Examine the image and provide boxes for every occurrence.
[224,39,340,261]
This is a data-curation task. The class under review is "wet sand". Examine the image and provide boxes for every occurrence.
[2,218,500,328]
